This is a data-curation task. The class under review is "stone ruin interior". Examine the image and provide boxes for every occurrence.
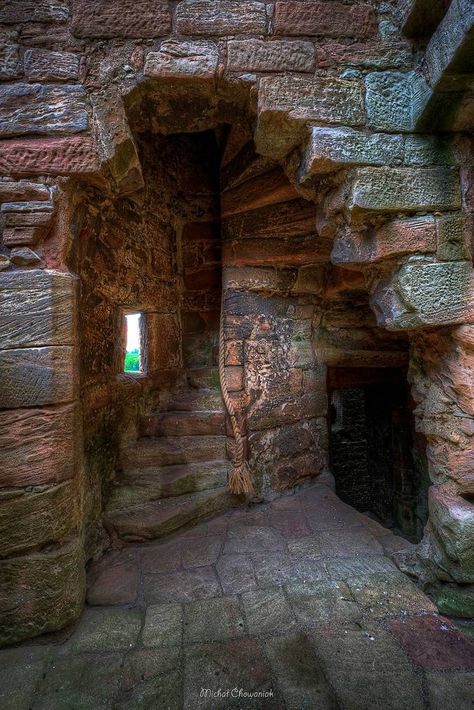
[1,0,474,706]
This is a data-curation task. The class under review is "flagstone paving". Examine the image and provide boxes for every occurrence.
[2,480,474,709]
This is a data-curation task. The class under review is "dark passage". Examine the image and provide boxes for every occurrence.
[328,368,429,541]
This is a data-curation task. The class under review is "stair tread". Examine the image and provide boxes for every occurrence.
[105,486,235,540]
[122,435,227,469]
[116,459,230,484]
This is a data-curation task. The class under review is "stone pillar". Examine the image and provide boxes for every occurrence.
[0,269,85,646]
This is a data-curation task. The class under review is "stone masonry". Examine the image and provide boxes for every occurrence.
[0,0,473,657]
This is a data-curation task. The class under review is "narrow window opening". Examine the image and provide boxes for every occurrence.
[124,312,142,373]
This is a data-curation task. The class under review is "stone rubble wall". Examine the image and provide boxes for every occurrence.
[0,0,473,643]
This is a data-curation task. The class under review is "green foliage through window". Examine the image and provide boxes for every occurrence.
[124,349,140,372]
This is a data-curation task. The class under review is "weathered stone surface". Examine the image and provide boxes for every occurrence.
[347,167,462,216]
[24,49,80,82]
[0,480,79,558]
[221,168,299,217]
[176,1,266,36]
[0,0,69,23]
[0,346,75,408]
[223,198,315,240]
[9,247,41,265]
[0,34,21,80]
[227,39,315,72]
[331,216,437,265]
[366,71,421,131]
[423,0,474,88]
[2,226,41,246]
[0,404,77,488]
[0,538,84,646]
[274,1,376,37]
[300,127,403,178]
[0,181,50,202]
[143,603,182,647]
[0,270,76,349]
[436,212,471,261]
[370,260,474,330]
[0,84,88,138]
[404,135,455,165]
[257,75,365,158]
[318,40,412,70]
[71,0,171,38]
[145,41,219,80]
[0,137,100,175]
[429,485,474,582]
[429,582,474,618]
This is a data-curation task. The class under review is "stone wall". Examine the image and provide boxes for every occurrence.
[0,0,473,642]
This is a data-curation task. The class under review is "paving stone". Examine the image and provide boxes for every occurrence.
[310,621,424,709]
[316,525,383,557]
[184,596,245,642]
[270,511,311,538]
[425,670,474,709]
[143,604,183,647]
[216,553,258,594]
[0,655,47,710]
[242,588,296,636]
[252,551,301,587]
[121,647,181,690]
[140,539,183,574]
[264,632,338,709]
[288,535,322,559]
[67,608,142,652]
[387,615,474,670]
[325,555,398,581]
[86,551,138,606]
[224,525,286,554]
[347,572,437,618]
[286,580,361,626]
[144,566,222,603]
[115,671,183,710]
[184,639,281,709]
[293,558,328,584]
[181,535,222,568]
[36,653,124,710]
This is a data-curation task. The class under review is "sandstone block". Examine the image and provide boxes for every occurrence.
[347,167,461,216]
[423,0,474,88]
[274,1,376,37]
[24,49,80,82]
[221,168,299,217]
[331,216,437,265]
[292,266,325,295]
[0,0,69,23]
[0,404,78,488]
[436,212,471,261]
[256,75,364,158]
[0,84,88,138]
[223,234,326,268]
[71,0,171,38]
[0,35,21,80]
[404,135,455,165]
[0,270,76,349]
[2,226,41,246]
[227,39,315,72]
[0,181,50,202]
[176,1,266,36]
[0,346,75,408]
[370,260,474,330]
[317,41,412,71]
[0,539,85,646]
[223,199,315,241]
[10,247,41,265]
[429,484,474,582]
[300,127,403,178]
[0,480,79,558]
[0,137,99,175]
[224,266,296,294]
[366,71,417,131]
[145,41,219,80]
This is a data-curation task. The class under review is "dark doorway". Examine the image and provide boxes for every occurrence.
[328,367,429,541]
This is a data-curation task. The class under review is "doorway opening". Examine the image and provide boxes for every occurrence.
[328,367,429,541]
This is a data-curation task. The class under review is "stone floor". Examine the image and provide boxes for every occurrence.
[2,480,474,710]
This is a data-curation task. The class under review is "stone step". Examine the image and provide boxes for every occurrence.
[170,388,223,412]
[186,367,221,389]
[104,487,235,541]
[141,410,225,437]
[107,460,229,510]
[122,435,227,470]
